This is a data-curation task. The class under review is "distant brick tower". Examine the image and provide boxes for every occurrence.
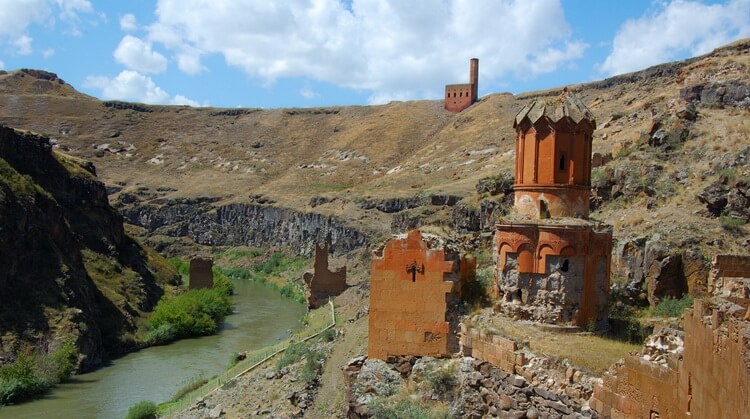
[445,58,479,112]
[494,88,612,329]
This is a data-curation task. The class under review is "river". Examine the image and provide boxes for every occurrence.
[0,279,306,419]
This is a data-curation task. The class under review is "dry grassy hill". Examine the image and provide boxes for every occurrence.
[0,39,748,258]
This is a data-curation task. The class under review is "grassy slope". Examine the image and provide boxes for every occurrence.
[0,41,747,255]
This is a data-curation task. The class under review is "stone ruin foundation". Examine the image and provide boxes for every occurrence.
[189,257,213,289]
[302,242,347,309]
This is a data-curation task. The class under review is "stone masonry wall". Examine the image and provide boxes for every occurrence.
[460,326,525,373]
[303,243,347,309]
[591,298,750,418]
[712,255,750,277]
[189,257,213,289]
[368,230,457,360]
[460,324,597,402]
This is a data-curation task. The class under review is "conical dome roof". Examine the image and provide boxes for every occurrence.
[514,87,596,129]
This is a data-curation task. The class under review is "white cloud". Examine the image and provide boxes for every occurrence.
[601,0,750,76]
[299,87,318,99]
[176,47,205,75]
[120,13,137,31]
[83,70,202,106]
[0,60,4,70]
[42,48,55,58]
[171,94,206,107]
[13,35,33,55]
[84,70,169,103]
[114,35,168,74]
[148,0,586,104]
[0,0,94,54]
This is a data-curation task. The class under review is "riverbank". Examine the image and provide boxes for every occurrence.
[0,279,306,419]
[160,300,335,417]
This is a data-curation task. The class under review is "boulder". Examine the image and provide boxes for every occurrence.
[645,244,687,306]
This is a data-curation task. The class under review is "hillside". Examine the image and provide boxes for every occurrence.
[0,41,748,258]
[0,126,180,372]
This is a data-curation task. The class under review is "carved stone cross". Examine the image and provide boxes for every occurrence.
[405,261,425,282]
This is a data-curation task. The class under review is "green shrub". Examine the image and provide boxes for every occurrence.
[720,215,747,231]
[275,342,309,370]
[254,252,284,274]
[217,248,263,261]
[0,354,46,404]
[169,376,208,402]
[319,328,336,342]
[212,268,234,295]
[148,289,232,342]
[590,167,608,189]
[217,266,253,280]
[36,340,77,383]
[125,400,157,419]
[144,323,178,345]
[273,341,325,383]
[425,364,456,395]
[368,397,449,419]
[300,350,325,384]
[279,281,306,304]
[0,341,78,405]
[167,257,190,278]
[651,295,694,317]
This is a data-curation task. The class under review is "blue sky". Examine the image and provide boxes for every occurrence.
[0,0,748,108]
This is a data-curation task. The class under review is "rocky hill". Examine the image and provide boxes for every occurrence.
[0,126,179,371]
[0,40,747,258]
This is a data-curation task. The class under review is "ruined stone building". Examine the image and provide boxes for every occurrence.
[494,89,613,328]
[303,242,347,309]
[589,254,750,418]
[368,230,469,360]
[189,257,214,289]
[444,58,478,112]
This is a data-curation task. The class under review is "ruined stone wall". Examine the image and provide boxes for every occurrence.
[495,224,611,327]
[681,299,750,418]
[712,255,750,277]
[460,324,597,401]
[189,257,213,289]
[303,243,347,309]
[709,254,750,296]
[591,299,750,418]
[461,326,524,373]
[368,230,457,360]
[591,354,682,418]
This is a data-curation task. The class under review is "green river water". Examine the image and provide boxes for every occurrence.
[0,279,306,419]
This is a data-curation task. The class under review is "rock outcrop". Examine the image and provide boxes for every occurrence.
[117,196,368,256]
[611,236,708,305]
[0,126,178,370]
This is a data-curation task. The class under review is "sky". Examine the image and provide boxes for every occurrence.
[0,0,748,109]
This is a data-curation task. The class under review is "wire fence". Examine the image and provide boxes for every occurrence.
[160,300,336,417]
